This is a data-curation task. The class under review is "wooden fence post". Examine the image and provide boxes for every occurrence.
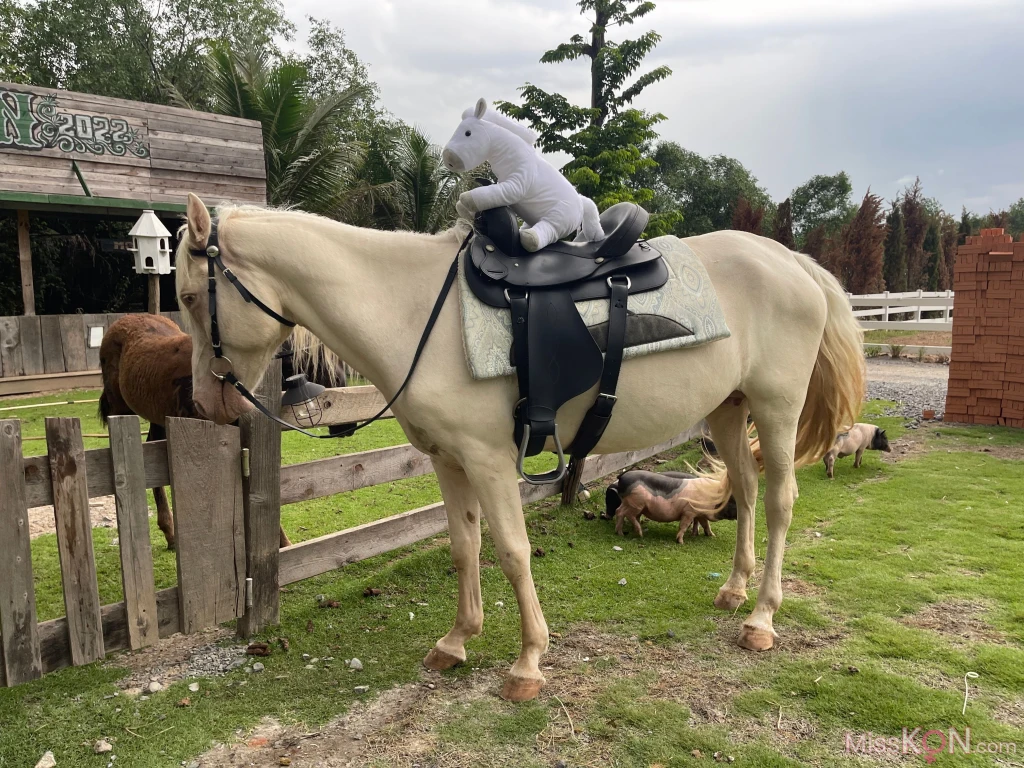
[237,359,283,637]
[0,420,43,686]
[108,415,160,649]
[167,418,246,634]
[45,417,105,666]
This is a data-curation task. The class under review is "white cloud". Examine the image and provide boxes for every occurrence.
[284,0,1024,212]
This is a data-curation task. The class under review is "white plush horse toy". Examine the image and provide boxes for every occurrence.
[443,98,605,252]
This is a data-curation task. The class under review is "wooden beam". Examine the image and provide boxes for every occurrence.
[279,443,433,505]
[278,431,695,586]
[237,360,282,637]
[277,385,391,429]
[0,370,103,397]
[147,275,160,314]
[0,421,43,686]
[17,210,34,316]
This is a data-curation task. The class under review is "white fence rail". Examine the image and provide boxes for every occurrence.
[848,290,954,332]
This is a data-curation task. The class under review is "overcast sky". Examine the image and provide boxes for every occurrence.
[282,0,1024,214]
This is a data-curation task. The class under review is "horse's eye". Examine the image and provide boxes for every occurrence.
[180,294,197,308]
[465,130,471,136]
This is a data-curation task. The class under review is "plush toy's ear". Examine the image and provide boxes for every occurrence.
[474,98,487,119]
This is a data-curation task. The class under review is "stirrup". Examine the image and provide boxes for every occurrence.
[516,423,567,485]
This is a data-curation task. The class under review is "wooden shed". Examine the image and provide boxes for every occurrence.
[0,82,266,392]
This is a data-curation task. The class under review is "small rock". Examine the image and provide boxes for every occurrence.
[427,683,436,690]
[188,682,200,693]
[34,752,56,768]
[494,600,504,608]
[354,685,369,694]
[301,653,311,661]
[618,578,627,586]
[363,587,382,597]
[707,572,722,580]
[691,749,702,758]
[315,594,327,603]
[667,630,676,639]
[186,762,200,768]
[612,545,623,552]
[409,612,415,621]
[549,631,562,638]
[583,510,596,520]
[847,665,859,674]
[304,664,315,670]
[176,697,191,707]
[814,532,822,538]
[94,739,113,754]
[147,681,163,693]
[348,658,363,671]
[555,761,568,768]
[279,759,292,766]
[252,662,265,673]
[139,695,149,701]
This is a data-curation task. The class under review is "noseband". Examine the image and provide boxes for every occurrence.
[190,222,469,438]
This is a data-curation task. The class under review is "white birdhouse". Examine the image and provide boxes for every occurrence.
[128,210,174,275]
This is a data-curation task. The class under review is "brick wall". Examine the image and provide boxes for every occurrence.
[944,228,1024,427]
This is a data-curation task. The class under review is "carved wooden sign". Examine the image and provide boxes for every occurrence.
[1,88,150,158]
[0,82,266,208]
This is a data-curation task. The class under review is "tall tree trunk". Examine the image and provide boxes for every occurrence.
[591,7,609,126]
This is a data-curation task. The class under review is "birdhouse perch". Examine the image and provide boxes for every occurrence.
[128,209,174,275]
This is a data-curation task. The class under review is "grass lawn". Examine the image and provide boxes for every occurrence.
[1,395,1023,766]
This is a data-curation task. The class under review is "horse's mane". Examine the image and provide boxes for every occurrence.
[176,203,471,388]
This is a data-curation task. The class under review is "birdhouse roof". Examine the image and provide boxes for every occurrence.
[129,210,172,238]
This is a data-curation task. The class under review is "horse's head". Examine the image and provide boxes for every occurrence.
[442,98,491,173]
[175,194,292,424]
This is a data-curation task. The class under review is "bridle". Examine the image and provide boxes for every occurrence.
[190,222,469,438]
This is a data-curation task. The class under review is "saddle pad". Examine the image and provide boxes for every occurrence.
[458,235,731,380]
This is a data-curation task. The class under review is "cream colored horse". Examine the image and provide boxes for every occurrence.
[175,194,864,702]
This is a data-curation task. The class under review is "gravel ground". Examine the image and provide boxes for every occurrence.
[865,357,949,418]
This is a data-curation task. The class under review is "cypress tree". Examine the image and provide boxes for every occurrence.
[883,203,907,292]
[773,197,796,249]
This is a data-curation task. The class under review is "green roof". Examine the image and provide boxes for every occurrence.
[0,191,186,216]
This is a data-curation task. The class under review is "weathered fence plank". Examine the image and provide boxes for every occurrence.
[0,316,25,378]
[58,314,88,372]
[45,417,105,665]
[237,361,282,637]
[19,316,43,376]
[82,314,108,371]
[39,315,65,374]
[23,439,168,508]
[279,443,433,505]
[167,418,246,634]
[108,416,159,649]
[0,420,43,686]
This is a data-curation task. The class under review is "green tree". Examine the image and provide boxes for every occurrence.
[498,0,673,213]
[958,206,974,245]
[901,179,929,289]
[1008,198,1024,240]
[772,197,796,249]
[7,0,293,107]
[883,201,907,292]
[203,41,368,214]
[790,172,854,243]
[643,142,772,237]
[843,191,887,294]
[923,221,946,291]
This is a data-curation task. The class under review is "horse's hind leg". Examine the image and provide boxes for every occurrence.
[424,460,483,671]
[738,401,800,652]
[706,404,759,611]
[146,424,175,550]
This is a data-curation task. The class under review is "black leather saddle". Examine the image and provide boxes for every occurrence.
[464,201,668,484]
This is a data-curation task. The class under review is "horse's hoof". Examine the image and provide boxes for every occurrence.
[423,647,463,671]
[714,588,747,611]
[500,674,544,702]
[738,625,775,652]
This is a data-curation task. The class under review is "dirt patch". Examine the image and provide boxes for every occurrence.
[883,434,930,464]
[781,576,824,599]
[105,626,241,692]
[29,494,119,538]
[993,699,1024,730]
[901,600,1006,646]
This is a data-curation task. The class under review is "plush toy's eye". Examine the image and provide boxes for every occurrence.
[465,130,472,136]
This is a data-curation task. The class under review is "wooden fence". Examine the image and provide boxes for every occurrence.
[0,311,183,395]
[0,360,696,688]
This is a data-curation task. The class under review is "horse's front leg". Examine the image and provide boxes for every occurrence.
[424,460,483,670]
[464,454,548,702]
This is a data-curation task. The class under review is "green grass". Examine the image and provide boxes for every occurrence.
[2,394,1023,766]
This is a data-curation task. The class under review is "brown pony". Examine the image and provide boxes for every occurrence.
[99,314,348,549]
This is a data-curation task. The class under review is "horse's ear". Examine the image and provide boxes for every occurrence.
[474,98,487,119]
[186,193,212,247]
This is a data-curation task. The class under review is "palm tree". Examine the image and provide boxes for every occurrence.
[195,42,370,215]
[359,124,467,233]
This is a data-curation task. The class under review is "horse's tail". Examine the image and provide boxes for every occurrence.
[580,196,604,241]
[789,251,865,468]
[695,249,864,507]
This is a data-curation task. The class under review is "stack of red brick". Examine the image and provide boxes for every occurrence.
[944,228,1024,427]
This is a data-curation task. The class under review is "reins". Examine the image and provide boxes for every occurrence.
[191,224,471,438]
